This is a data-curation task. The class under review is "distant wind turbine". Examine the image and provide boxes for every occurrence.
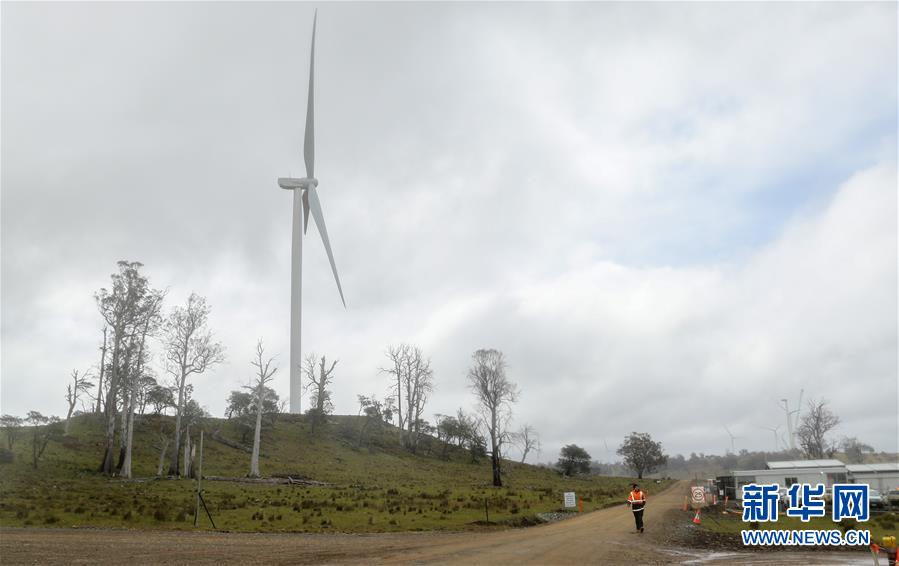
[779,388,803,451]
[278,10,346,413]
[723,426,741,453]
[759,424,782,453]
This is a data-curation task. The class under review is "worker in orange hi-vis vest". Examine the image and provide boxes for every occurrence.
[627,483,647,533]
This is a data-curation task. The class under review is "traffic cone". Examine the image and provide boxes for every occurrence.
[693,510,702,525]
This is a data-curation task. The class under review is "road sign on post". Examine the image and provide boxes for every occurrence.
[691,486,706,508]
[564,492,576,508]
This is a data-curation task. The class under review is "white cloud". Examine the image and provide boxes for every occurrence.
[2,3,895,463]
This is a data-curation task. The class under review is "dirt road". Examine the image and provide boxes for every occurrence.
[1,483,685,565]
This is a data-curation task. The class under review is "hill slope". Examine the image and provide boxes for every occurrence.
[0,413,670,532]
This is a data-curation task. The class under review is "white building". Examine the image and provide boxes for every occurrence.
[728,460,847,500]
[846,463,899,493]
[723,460,899,500]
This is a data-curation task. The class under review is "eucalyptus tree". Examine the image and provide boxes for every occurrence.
[0,415,23,450]
[617,432,667,479]
[248,340,278,478]
[303,353,336,434]
[94,325,108,413]
[63,369,93,435]
[26,411,61,469]
[120,288,165,478]
[467,349,518,487]
[164,293,225,476]
[513,424,540,464]
[381,344,433,450]
[797,399,840,459]
[95,261,151,474]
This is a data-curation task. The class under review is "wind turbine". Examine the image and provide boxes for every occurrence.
[779,388,803,451]
[278,10,346,414]
[723,426,741,454]
[759,424,782,453]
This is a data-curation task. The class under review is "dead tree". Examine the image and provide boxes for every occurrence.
[164,293,224,476]
[303,354,336,435]
[513,424,540,464]
[467,349,518,487]
[381,345,407,446]
[248,340,277,478]
[380,344,433,451]
[797,399,840,459]
[64,369,93,435]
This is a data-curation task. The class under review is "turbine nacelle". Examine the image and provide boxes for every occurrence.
[278,177,319,191]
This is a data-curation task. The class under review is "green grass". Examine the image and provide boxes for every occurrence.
[0,413,673,532]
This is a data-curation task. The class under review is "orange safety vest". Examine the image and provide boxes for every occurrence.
[628,490,646,506]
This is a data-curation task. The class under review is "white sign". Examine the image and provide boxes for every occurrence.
[563,492,577,508]
[691,486,705,503]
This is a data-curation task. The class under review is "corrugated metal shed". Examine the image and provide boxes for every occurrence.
[765,459,845,469]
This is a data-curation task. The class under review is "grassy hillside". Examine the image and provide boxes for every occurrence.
[0,413,672,532]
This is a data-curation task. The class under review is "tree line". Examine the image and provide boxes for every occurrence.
[2,260,544,488]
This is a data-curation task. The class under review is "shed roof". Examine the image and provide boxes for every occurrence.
[846,463,899,473]
[765,459,845,470]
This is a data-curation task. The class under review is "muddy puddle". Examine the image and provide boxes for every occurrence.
[662,547,875,564]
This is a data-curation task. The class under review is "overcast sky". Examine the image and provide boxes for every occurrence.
[2,2,896,463]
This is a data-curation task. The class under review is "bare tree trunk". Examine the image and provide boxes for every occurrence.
[491,410,502,487]
[121,399,136,478]
[250,402,263,477]
[169,371,186,476]
[95,327,108,414]
[64,399,76,435]
[182,425,191,478]
[117,393,129,470]
[122,305,156,480]
[99,341,121,475]
[156,436,169,477]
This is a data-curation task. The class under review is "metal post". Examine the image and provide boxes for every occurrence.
[194,430,204,527]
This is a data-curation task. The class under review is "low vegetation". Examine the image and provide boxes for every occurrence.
[0,413,672,533]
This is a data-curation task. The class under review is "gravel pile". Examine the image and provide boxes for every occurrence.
[536,511,579,523]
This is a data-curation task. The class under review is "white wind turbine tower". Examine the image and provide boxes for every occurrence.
[278,10,346,414]
[779,388,803,451]
[759,424,782,452]
[723,426,741,454]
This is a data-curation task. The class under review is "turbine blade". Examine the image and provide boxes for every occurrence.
[307,185,346,307]
[303,10,317,179]
[303,189,310,234]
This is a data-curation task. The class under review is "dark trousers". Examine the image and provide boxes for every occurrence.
[632,504,644,530]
